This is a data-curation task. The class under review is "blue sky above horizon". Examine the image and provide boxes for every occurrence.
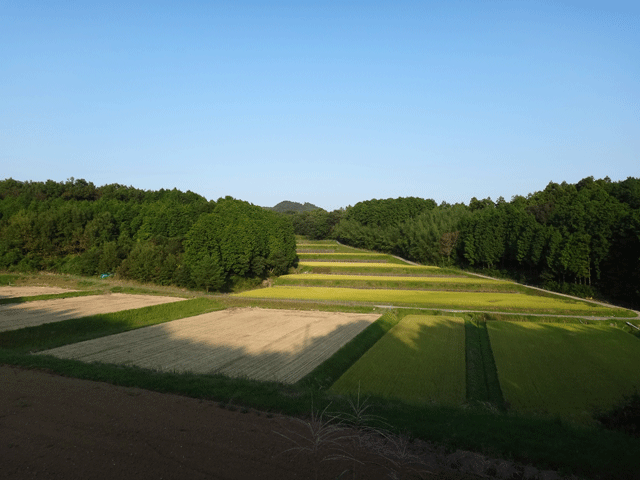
[2,1,638,210]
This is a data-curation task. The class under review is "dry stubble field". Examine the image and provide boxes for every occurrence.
[42,307,380,383]
[0,288,184,332]
[0,286,78,298]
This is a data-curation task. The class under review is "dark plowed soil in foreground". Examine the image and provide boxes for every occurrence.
[2,365,490,480]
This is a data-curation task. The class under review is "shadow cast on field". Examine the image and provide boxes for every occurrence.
[38,310,377,385]
[332,315,467,405]
[0,301,92,333]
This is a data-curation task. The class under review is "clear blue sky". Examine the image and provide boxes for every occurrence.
[2,1,638,210]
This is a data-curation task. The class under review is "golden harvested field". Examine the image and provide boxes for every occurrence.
[0,286,78,298]
[0,293,184,332]
[41,308,380,383]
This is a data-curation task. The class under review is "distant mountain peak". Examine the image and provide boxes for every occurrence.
[269,201,322,213]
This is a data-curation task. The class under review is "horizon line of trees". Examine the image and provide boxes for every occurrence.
[2,176,639,307]
[0,178,297,292]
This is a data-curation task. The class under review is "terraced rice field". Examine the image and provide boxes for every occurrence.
[331,315,466,405]
[298,262,446,276]
[296,241,362,252]
[235,286,631,316]
[487,321,640,422]
[0,292,184,332]
[299,261,439,269]
[298,253,407,263]
[41,308,380,383]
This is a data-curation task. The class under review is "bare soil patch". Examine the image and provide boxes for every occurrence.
[1,365,490,480]
[0,293,184,333]
[42,308,379,383]
[0,286,78,299]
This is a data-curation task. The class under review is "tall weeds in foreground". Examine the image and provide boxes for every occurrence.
[274,400,358,480]
[275,388,432,480]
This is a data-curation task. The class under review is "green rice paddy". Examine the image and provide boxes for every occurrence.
[297,261,448,276]
[234,286,633,316]
[297,252,407,263]
[299,261,434,268]
[275,273,518,292]
[331,315,466,405]
[487,321,640,423]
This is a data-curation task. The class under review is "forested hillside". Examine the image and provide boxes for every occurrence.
[0,178,297,291]
[268,200,320,213]
[288,178,640,308]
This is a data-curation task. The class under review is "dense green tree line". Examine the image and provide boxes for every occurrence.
[0,179,297,291]
[291,179,640,307]
[458,177,640,305]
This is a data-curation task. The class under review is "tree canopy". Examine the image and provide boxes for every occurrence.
[0,179,297,291]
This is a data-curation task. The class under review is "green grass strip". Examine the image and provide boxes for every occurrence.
[298,263,498,277]
[296,245,363,253]
[331,315,467,406]
[235,286,634,317]
[297,253,408,264]
[0,297,224,353]
[0,274,20,285]
[0,289,103,305]
[299,261,439,269]
[297,310,400,389]
[276,273,520,292]
[0,350,316,417]
[281,273,504,283]
[487,321,640,423]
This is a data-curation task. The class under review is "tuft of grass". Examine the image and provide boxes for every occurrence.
[274,401,355,480]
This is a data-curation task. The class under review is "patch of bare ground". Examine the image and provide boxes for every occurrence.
[0,294,184,333]
[42,308,379,383]
[0,286,78,298]
[1,365,575,480]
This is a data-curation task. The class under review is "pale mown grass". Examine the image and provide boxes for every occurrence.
[331,315,466,406]
[234,286,634,317]
[487,321,640,423]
